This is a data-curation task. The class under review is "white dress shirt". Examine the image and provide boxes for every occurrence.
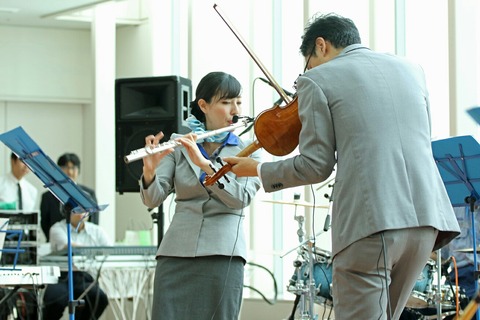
[49,219,113,252]
[0,172,38,211]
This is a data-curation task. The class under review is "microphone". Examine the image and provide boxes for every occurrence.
[323,214,331,232]
[258,77,295,98]
[232,115,254,123]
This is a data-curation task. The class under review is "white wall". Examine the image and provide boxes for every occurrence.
[449,0,480,138]
[0,26,92,100]
[0,26,93,240]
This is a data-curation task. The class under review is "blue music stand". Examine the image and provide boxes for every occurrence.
[0,126,108,320]
[432,135,480,319]
[467,106,480,125]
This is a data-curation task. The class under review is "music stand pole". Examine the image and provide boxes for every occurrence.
[65,205,85,320]
[66,210,74,320]
[466,198,480,313]
[432,135,480,320]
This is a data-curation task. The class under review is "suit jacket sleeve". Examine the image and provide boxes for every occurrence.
[261,75,336,192]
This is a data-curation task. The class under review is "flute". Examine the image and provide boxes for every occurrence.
[124,117,253,164]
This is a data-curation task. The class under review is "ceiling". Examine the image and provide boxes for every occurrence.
[0,0,129,30]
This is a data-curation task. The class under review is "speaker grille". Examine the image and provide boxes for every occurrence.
[115,76,192,193]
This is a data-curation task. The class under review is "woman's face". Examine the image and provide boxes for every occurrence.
[200,94,242,130]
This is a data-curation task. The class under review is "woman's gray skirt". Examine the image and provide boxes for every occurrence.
[151,255,245,320]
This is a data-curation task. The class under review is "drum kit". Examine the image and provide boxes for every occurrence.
[401,258,469,320]
[286,244,334,320]
[263,197,332,320]
[266,197,471,320]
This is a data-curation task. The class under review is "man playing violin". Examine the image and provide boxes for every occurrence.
[222,13,460,319]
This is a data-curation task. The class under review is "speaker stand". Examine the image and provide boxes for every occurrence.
[150,204,164,247]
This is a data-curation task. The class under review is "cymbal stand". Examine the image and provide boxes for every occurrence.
[289,211,318,320]
[286,196,333,320]
[306,240,317,319]
[281,230,326,259]
[295,213,305,244]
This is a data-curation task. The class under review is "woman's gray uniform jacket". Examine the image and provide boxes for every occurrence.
[140,135,261,261]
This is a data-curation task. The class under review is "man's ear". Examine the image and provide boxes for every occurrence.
[315,37,327,56]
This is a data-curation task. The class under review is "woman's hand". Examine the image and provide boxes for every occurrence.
[177,134,214,174]
[142,131,174,187]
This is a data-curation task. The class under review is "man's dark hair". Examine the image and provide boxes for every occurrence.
[300,13,361,57]
[57,153,81,170]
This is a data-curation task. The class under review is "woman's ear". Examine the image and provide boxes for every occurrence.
[198,99,208,114]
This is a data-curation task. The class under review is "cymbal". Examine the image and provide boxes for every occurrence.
[262,199,329,209]
[456,247,480,253]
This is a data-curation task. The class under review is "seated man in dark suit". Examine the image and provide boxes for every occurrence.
[40,153,99,241]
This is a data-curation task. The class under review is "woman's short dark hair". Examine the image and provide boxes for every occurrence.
[190,71,242,123]
[300,13,361,57]
[57,153,81,170]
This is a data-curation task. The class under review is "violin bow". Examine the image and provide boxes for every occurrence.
[204,4,299,187]
[213,4,291,104]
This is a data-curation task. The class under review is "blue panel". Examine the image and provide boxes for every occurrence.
[432,135,480,207]
[0,127,107,214]
[467,106,480,125]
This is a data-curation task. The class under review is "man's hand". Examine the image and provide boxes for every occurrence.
[222,156,259,177]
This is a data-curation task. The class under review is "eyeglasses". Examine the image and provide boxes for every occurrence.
[294,44,317,91]
[303,44,316,73]
[61,165,79,171]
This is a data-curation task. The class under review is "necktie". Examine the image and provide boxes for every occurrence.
[17,182,23,210]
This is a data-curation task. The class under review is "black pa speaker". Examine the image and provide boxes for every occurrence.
[115,76,192,193]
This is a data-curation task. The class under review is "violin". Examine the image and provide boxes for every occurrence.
[204,4,301,187]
